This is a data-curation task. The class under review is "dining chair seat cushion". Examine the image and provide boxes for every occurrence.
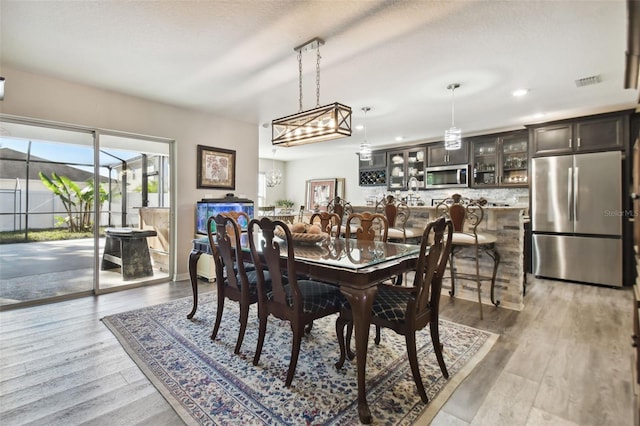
[388,228,405,240]
[224,270,272,295]
[339,285,419,324]
[268,280,343,313]
[334,224,359,235]
[451,232,497,246]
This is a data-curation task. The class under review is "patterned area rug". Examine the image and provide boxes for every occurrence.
[102,292,497,425]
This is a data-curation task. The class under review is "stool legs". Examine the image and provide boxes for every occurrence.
[448,244,500,319]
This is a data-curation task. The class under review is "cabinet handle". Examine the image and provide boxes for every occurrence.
[577,137,581,148]
[569,138,572,148]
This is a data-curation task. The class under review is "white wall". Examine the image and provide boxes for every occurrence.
[283,153,368,208]
[0,65,258,278]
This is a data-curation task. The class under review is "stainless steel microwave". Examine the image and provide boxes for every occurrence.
[425,165,469,189]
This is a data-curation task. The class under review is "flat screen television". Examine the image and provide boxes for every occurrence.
[195,195,254,235]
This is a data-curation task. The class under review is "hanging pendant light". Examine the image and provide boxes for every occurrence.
[359,107,372,162]
[444,83,462,150]
[272,37,352,147]
[265,149,282,188]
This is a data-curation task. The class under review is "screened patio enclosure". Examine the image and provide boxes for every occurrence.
[0,116,175,309]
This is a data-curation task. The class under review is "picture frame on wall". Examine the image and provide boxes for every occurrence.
[305,178,345,211]
[197,145,236,189]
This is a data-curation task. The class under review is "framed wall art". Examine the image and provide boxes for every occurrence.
[305,178,338,211]
[197,145,236,190]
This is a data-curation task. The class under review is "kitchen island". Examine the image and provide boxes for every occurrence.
[353,205,528,311]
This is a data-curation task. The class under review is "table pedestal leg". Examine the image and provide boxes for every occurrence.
[340,285,378,425]
[187,249,203,319]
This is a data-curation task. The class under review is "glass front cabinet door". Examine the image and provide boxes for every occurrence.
[387,147,426,191]
[471,131,528,187]
[500,132,528,185]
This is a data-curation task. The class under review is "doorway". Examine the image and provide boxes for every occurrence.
[0,116,174,308]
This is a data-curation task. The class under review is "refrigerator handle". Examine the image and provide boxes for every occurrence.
[574,167,579,222]
[568,167,573,221]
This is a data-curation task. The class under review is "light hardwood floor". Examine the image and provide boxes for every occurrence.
[0,276,634,425]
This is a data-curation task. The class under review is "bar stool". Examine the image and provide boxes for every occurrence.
[436,194,500,319]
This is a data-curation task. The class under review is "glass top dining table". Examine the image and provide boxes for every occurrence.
[187,233,422,424]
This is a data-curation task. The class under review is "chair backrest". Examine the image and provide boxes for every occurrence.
[345,212,389,242]
[207,214,247,290]
[435,194,484,234]
[327,196,353,220]
[411,216,454,318]
[248,217,301,312]
[221,211,250,230]
[310,211,342,236]
[376,195,410,228]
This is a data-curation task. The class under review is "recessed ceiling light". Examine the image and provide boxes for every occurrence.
[512,88,529,97]
[355,124,364,131]
[395,136,404,142]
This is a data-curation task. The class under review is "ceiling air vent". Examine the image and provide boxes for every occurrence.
[575,74,601,88]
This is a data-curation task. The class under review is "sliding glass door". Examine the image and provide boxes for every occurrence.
[97,132,172,292]
[0,116,174,307]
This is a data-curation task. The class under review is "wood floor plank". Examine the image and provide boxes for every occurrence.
[0,277,634,426]
[468,371,539,426]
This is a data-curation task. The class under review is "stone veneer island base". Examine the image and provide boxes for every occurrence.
[353,205,528,311]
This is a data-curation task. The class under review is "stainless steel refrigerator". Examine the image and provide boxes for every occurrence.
[531,151,622,287]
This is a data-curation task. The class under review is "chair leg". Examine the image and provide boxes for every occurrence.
[475,245,483,320]
[406,331,428,403]
[346,322,356,360]
[253,313,268,366]
[486,247,501,307]
[374,325,381,345]
[285,323,304,387]
[234,303,249,354]
[305,321,314,334]
[211,290,225,340]
[430,320,449,379]
[335,315,348,369]
[448,250,456,297]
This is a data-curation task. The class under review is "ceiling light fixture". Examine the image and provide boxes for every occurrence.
[512,88,529,97]
[444,83,462,150]
[272,37,351,147]
[358,107,372,162]
[265,149,282,188]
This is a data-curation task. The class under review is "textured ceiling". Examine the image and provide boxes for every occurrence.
[1,0,637,161]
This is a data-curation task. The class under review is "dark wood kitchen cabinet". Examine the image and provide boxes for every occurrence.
[358,151,387,186]
[387,147,426,190]
[427,140,469,166]
[530,112,626,156]
[471,131,528,187]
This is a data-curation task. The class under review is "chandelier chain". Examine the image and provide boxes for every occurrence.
[451,85,456,126]
[316,44,321,107]
[298,50,303,112]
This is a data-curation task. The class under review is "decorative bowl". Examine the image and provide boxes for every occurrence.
[274,228,329,245]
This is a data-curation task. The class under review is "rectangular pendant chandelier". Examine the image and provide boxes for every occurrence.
[272,102,352,147]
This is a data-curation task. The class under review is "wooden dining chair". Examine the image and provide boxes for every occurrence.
[206,214,270,354]
[309,211,342,237]
[335,216,454,403]
[220,211,255,272]
[327,196,354,235]
[375,195,417,243]
[436,194,500,319]
[344,211,389,344]
[345,211,389,242]
[248,217,344,387]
